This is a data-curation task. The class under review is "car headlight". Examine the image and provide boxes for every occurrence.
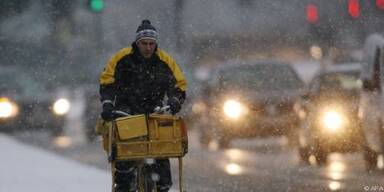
[321,110,344,132]
[53,98,70,115]
[0,98,18,118]
[223,99,246,119]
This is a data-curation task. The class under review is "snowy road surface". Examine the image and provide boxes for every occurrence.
[0,134,111,192]
[7,129,384,192]
[0,134,179,192]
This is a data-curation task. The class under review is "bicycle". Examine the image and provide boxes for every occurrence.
[107,106,188,192]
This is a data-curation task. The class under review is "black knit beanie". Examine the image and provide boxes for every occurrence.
[135,20,158,42]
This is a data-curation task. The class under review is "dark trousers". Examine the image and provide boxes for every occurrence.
[114,158,172,192]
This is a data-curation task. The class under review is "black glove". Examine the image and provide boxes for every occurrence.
[101,102,114,121]
[167,97,181,114]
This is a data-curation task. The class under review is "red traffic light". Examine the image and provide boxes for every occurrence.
[348,0,360,18]
[377,0,384,10]
[306,4,319,24]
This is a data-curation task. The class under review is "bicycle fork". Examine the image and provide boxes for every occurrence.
[138,158,158,192]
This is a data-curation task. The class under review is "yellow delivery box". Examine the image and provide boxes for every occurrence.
[110,114,188,160]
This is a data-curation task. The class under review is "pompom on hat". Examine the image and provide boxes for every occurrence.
[135,20,159,42]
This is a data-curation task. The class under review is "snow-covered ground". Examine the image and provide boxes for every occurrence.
[0,134,180,192]
[0,134,110,192]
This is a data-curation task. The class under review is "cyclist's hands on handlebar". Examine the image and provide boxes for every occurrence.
[102,100,178,121]
[101,102,114,121]
[167,97,181,114]
[110,106,169,120]
[111,110,131,118]
[153,105,170,113]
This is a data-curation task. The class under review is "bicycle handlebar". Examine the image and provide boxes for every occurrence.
[111,105,170,118]
[112,110,130,117]
[153,105,170,113]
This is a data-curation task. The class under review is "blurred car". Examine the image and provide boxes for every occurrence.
[199,61,304,148]
[297,63,364,165]
[82,84,101,142]
[0,66,70,135]
[358,34,384,171]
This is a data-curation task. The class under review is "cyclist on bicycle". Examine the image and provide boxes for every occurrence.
[99,19,187,192]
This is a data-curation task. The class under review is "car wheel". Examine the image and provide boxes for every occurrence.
[360,118,381,172]
[50,125,64,137]
[199,129,212,149]
[286,127,299,147]
[314,149,328,166]
[363,146,378,172]
[314,142,328,166]
[299,146,311,164]
[217,136,230,149]
[85,129,98,142]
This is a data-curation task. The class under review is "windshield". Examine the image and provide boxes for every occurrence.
[0,71,45,97]
[219,64,303,90]
[319,71,362,91]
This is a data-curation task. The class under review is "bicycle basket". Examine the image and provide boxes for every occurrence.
[115,114,148,140]
[113,114,188,160]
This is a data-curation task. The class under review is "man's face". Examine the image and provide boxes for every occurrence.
[136,39,157,59]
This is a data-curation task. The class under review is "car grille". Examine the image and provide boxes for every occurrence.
[250,102,293,116]
[20,102,52,121]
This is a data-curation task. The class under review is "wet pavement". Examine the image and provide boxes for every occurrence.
[11,129,384,192]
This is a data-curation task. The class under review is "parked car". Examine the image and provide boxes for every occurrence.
[0,66,70,135]
[198,61,304,148]
[297,63,364,165]
[359,34,384,171]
